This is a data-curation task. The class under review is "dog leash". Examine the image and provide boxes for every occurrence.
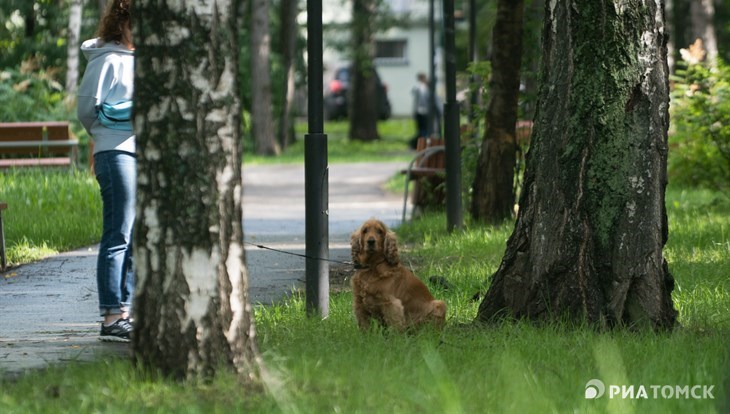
[243,241,359,267]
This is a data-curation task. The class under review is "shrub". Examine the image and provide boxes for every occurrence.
[460,61,492,209]
[0,62,70,122]
[669,44,730,195]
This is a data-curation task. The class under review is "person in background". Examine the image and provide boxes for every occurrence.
[409,72,430,150]
[77,0,135,342]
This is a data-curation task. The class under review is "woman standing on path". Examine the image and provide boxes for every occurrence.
[77,0,135,342]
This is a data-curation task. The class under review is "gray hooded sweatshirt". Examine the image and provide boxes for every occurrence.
[77,38,135,155]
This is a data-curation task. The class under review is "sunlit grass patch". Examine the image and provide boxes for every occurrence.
[0,168,101,267]
[246,118,415,164]
[665,187,730,330]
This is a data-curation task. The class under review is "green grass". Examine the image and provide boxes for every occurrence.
[253,304,728,413]
[0,168,101,266]
[1,186,728,413]
[244,118,416,164]
[664,189,730,330]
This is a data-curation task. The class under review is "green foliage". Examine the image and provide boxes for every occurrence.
[454,0,496,72]
[0,66,70,122]
[0,0,67,70]
[0,1,100,85]
[670,56,730,195]
[459,61,492,209]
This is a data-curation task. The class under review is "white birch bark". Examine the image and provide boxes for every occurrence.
[65,0,83,104]
[133,0,259,380]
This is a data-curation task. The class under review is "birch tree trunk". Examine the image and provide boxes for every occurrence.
[690,0,717,64]
[250,0,280,155]
[470,0,524,223]
[133,0,259,380]
[349,0,380,142]
[65,0,83,104]
[476,0,677,330]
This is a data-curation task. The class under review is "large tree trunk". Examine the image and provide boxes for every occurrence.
[65,0,83,104]
[133,0,259,380]
[470,0,524,223]
[349,0,379,142]
[250,0,280,155]
[477,0,677,330]
[278,0,298,150]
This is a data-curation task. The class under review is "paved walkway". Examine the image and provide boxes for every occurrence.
[0,162,407,377]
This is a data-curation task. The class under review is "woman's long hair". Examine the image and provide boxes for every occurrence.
[96,0,132,43]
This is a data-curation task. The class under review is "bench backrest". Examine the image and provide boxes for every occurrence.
[0,122,73,156]
[516,120,533,145]
[414,137,445,170]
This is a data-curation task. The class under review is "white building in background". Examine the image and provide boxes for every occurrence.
[303,0,445,118]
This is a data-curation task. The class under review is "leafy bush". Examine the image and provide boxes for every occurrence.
[459,61,493,209]
[0,63,70,122]
[669,46,730,195]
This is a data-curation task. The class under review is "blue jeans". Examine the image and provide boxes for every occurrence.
[94,150,136,316]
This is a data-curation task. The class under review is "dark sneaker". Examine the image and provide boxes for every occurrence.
[99,318,133,342]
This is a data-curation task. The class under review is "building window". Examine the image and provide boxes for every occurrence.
[375,39,408,65]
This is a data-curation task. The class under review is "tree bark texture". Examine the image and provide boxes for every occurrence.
[250,0,280,155]
[133,0,259,380]
[278,0,298,150]
[349,0,380,142]
[665,0,675,72]
[471,0,524,223]
[477,0,677,330]
[65,0,83,101]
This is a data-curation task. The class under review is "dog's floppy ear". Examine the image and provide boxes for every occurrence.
[384,230,399,265]
[350,227,362,264]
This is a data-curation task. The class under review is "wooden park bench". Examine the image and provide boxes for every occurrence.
[515,120,534,145]
[0,122,78,169]
[400,121,534,222]
[401,137,446,222]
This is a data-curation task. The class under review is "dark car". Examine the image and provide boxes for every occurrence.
[324,66,392,121]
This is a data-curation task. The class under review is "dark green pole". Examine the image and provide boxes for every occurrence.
[305,0,329,317]
[443,0,463,231]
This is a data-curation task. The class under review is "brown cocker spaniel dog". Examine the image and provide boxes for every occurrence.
[350,218,446,331]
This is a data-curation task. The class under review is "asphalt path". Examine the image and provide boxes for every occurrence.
[0,161,407,377]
